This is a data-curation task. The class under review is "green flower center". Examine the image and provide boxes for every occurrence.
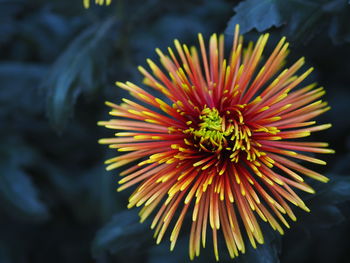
[180,106,263,162]
[192,108,234,152]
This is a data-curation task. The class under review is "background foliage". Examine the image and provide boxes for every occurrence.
[1,0,350,262]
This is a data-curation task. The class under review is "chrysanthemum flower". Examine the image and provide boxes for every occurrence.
[99,25,333,260]
[83,0,111,9]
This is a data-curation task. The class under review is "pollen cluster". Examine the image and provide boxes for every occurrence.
[185,107,234,152]
[182,106,263,165]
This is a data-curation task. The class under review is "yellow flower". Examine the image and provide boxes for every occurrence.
[83,0,112,8]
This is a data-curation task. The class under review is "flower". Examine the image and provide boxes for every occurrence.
[98,25,333,260]
[83,0,111,8]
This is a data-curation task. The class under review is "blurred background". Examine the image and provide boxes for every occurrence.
[1,0,350,262]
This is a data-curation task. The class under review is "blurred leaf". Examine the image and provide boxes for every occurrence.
[300,175,350,228]
[19,10,84,62]
[148,238,189,263]
[43,17,117,131]
[91,210,151,258]
[308,174,350,205]
[0,166,49,222]
[0,2,85,61]
[236,225,281,263]
[305,205,345,228]
[0,62,46,119]
[331,154,350,174]
[0,0,25,45]
[282,175,350,263]
[328,7,350,44]
[0,139,49,222]
[45,164,120,223]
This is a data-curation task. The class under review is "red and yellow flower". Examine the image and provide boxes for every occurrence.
[99,25,333,260]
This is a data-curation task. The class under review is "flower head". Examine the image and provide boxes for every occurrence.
[99,25,333,260]
[83,0,111,8]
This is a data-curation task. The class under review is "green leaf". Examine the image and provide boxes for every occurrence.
[226,0,350,43]
[42,17,117,131]
[91,210,151,258]
[226,0,284,34]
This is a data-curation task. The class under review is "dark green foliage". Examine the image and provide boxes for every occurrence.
[226,0,285,33]
[236,228,281,263]
[43,17,117,131]
[92,210,152,258]
[1,0,350,262]
[0,138,49,222]
[226,0,350,43]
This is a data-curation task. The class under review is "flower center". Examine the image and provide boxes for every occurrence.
[192,107,233,152]
[183,107,256,162]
